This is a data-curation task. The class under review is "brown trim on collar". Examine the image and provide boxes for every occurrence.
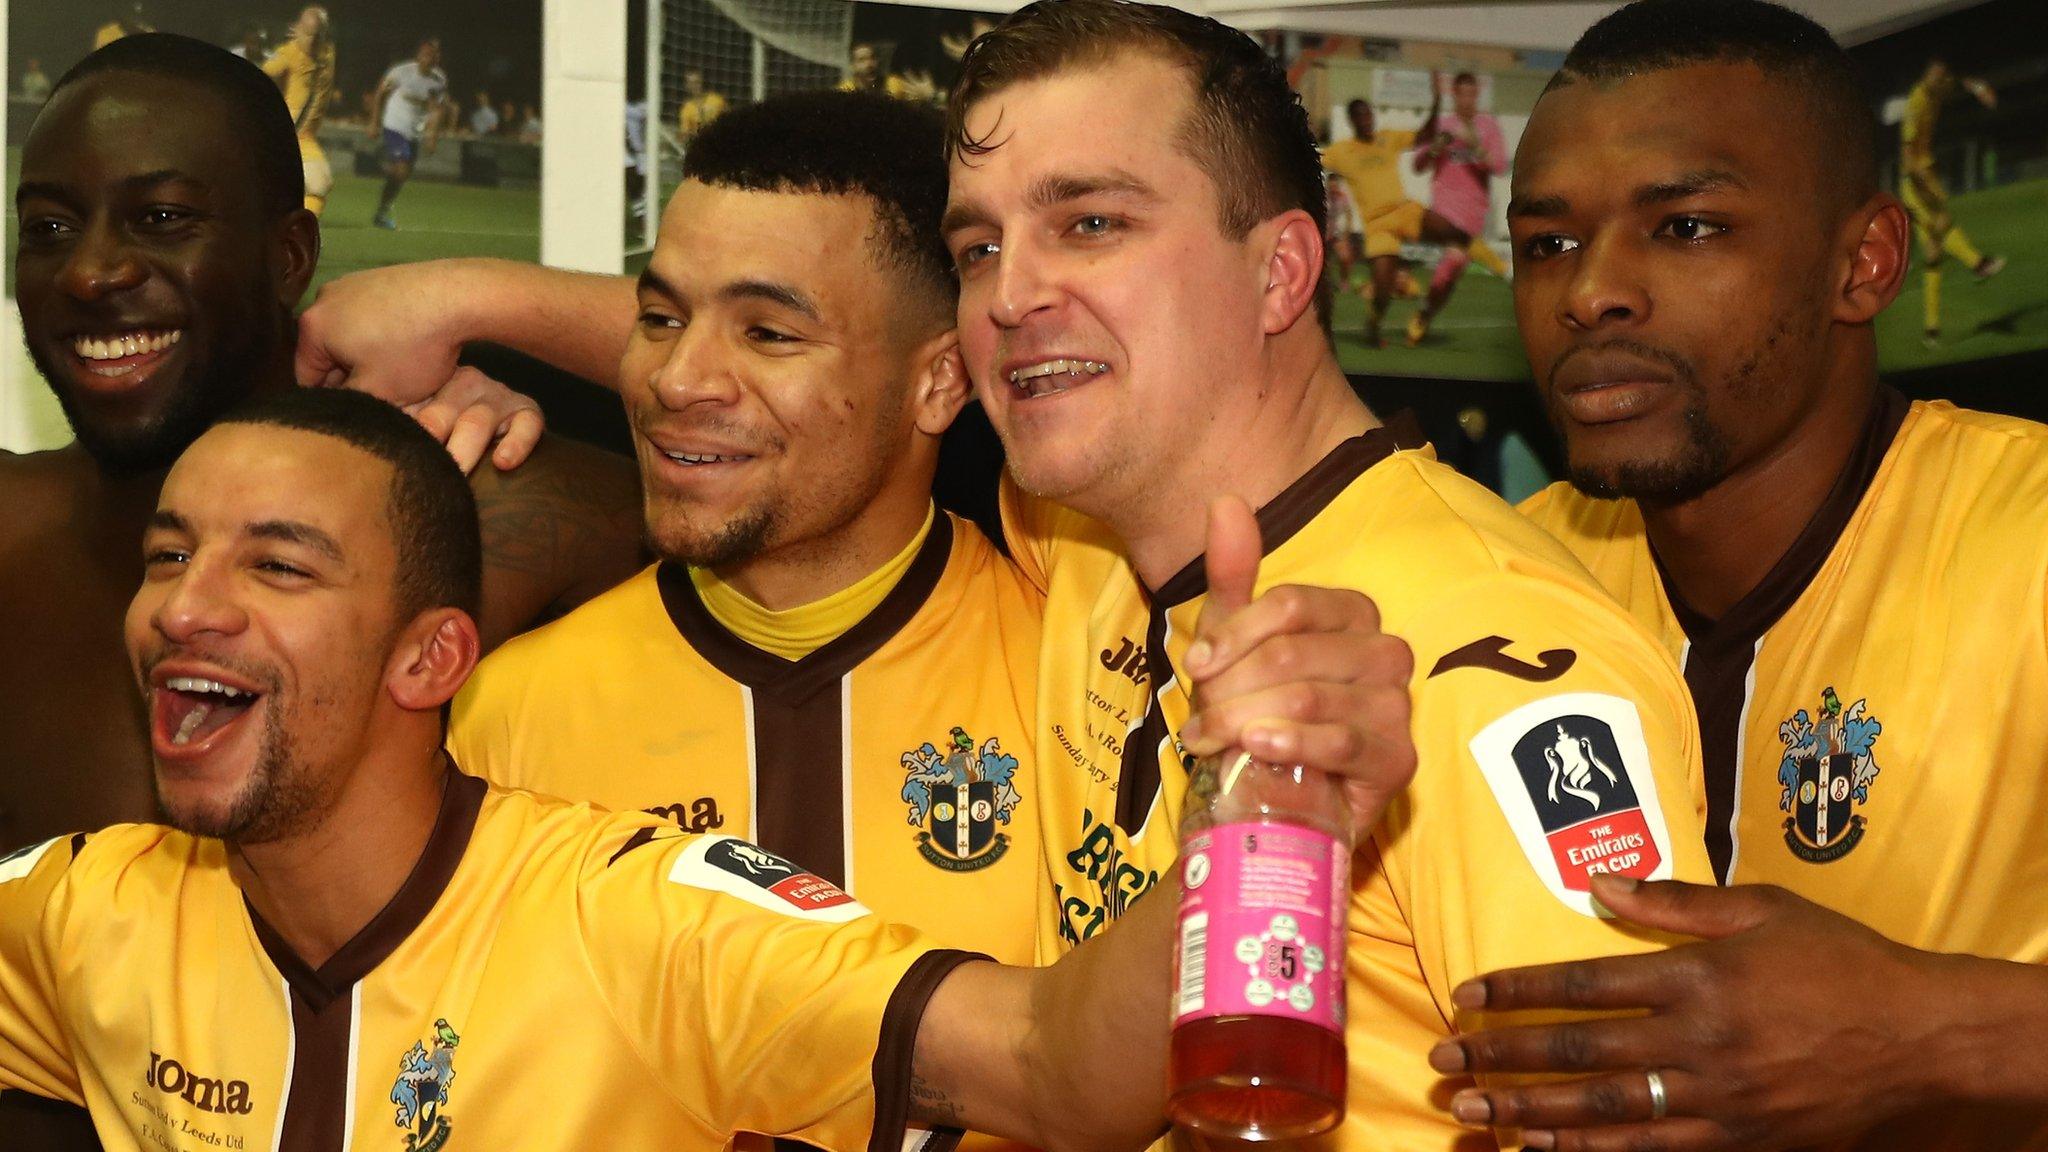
[248,767,486,1011]
[867,950,989,1152]
[1660,386,1909,881]
[1152,428,1410,607]
[751,686,851,887]
[275,988,353,1152]
[656,513,954,699]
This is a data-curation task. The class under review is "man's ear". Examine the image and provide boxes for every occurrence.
[278,207,322,310]
[386,608,481,713]
[1836,194,1909,325]
[912,328,973,437]
[1260,209,1325,335]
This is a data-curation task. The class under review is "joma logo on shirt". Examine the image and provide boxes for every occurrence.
[145,1051,253,1115]
[643,796,726,832]
[1099,637,1150,686]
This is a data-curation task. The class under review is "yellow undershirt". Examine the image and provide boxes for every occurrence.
[690,504,936,661]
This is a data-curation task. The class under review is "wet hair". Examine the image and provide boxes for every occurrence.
[216,389,483,622]
[47,33,303,218]
[683,89,955,319]
[948,0,1328,320]
[1553,0,1879,207]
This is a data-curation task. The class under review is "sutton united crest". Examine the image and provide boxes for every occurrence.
[1778,686,1882,863]
[901,727,1021,872]
[389,1019,460,1152]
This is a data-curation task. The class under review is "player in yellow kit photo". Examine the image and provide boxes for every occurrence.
[261,5,337,215]
[1897,56,2007,344]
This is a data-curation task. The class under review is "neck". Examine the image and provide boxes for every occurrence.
[1642,368,1881,621]
[228,736,452,970]
[1117,347,1373,589]
[709,472,933,612]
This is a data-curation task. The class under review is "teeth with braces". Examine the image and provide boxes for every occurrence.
[1008,359,1109,385]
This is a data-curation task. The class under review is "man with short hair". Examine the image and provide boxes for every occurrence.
[677,68,727,141]
[0,386,1175,1152]
[1423,2,2048,1147]
[367,37,448,230]
[451,92,1048,990]
[2,35,642,853]
[293,2,1723,1144]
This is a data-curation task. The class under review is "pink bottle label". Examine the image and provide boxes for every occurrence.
[1173,821,1346,1034]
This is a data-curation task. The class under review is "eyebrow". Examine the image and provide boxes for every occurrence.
[147,510,191,534]
[722,279,820,323]
[247,520,346,563]
[1507,168,1751,220]
[635,266,674,299]
[16,169,193,208]
[1633,168,1749,206]
[939,170,1159,236]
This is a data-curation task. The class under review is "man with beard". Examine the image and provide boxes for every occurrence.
[1422,3,2048,1148]
[289,2,1724,1145]
[449,91,1051,1041]
[0,386,1181,1152]
[1,35,642,855]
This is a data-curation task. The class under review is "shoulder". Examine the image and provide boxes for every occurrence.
[1889,400,2048,535]
[471,564,663,676]
[0,449,91,541]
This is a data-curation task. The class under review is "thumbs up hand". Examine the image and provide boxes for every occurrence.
[1177,497,1418,835]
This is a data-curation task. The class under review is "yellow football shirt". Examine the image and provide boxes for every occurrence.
[0,774,971,1152]
[1321,132,1417,221]
[1520,393,2048,1151]
[451,512,1043,966]
[1007,430,1713,1149]
[1900,80,1940,177]
[263,40,337,138]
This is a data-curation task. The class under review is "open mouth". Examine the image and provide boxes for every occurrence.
[153,675,262,754]
[70,329,184,380]
[1007,358,1108,399]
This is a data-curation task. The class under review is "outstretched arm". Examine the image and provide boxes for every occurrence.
[911,879,1176,1152]
[296,258,638,401]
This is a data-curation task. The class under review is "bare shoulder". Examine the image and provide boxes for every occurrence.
[0,447,89,542]
[466,434,646,642]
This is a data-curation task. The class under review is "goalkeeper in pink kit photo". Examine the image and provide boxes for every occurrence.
[1407,71,1509,346]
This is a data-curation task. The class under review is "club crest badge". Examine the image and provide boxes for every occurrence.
[901,727,1021,872]
[1469,693,1674,916]
[389,1019,460,1151]
[1777,686,1882,863]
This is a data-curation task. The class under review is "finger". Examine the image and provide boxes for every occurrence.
[1186,584,1384,683]
[1586,877,1782,942]
[405,397,460,444]
[293,315,339,388]
[1187,630,1412,736]
[1184,681,1377,757]
[1197,495,1262,623]
[1527,1117,1731,1152]
[1450,1067,1698,1131]
[1430,1015,1673,1077]
[491,410,546,471]
[1446,950,1687,1017]
[442,405,501,475]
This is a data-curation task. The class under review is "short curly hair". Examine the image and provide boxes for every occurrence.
[683,90,954,320]
[1554,0,1878,209]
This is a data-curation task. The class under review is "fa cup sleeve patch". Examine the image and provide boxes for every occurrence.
[1468,692,1675,917]
[667,835,870,923]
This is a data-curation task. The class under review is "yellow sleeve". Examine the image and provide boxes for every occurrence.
[261,45,295,82]
[579,827,975,1151]
[997,472,1057,594]
[1387,129,1417,151]
[0,836,84,1105]
[1381,571,1712,1003]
